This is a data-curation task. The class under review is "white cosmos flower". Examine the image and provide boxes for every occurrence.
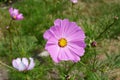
[12,57,35,71]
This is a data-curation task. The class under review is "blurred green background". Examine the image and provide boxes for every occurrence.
[0,0,120,80]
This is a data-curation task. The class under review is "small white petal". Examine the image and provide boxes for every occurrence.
[15,58,26,71]
[27,58,35,70]
[22,58,29,69]
[12,59,19,70]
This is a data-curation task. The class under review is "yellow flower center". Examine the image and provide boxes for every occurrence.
[13,16,16,19]
[58,38,67,47]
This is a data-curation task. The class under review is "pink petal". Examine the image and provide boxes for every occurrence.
[43,30,52,40]
[43,25,61,40]
[45,42,60,63]
[63,22,84,38]
[54,19,62,26]
[54,19,70,37]
[16,14,24,20]
[9,7,13,15]
[50,25,62,38]
[64,22,78,34]
[67,46,81,62]
[13,9,19,15]
[60,19,70,36]
[27,58,35,70]
[71,0,78,3]
[45,37,58,46]
[57,47,80,62]
[58,47,75,61]
[68,43,85,57]
[69,41,86,48]
[22,58,29,69]
[58,48,69,61]
[66,27,85,41]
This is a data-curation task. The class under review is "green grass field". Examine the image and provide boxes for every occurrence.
[0,0,120,80]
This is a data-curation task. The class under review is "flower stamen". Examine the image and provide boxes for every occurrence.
[58,38,67,47]
[13,16,16,19]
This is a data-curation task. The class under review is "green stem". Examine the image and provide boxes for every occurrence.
[13,22,21,52]
[79,61,87,67]
[0,60,14,70]
[79,61,93,73]
[65,63,76,80]
[92,49,97,70]
[44,0,47,6]
[95,18,118,40]
[72,3,74,17]
[7,19,13,54]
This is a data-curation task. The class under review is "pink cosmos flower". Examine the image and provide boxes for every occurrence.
[12,58,35,71]
[71,0,78,3]
[9,7,24,20]
[43,19,86,63]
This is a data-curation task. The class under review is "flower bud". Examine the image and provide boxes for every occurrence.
[91,41,97,47]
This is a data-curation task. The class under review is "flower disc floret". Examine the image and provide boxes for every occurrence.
[58,38,67,47]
